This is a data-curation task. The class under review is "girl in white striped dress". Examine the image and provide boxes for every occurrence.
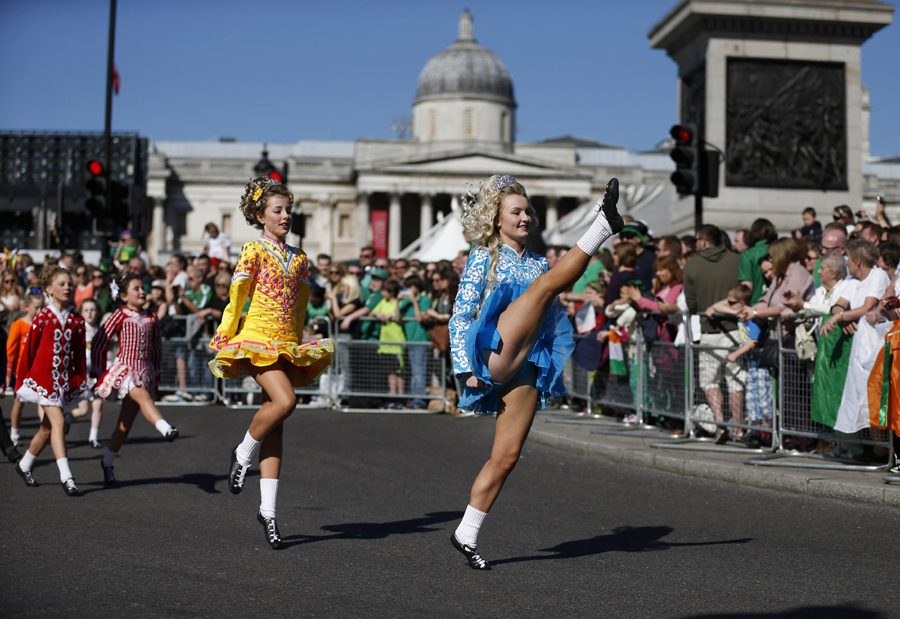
[91,274,179,485]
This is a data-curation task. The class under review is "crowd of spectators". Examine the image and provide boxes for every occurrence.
[2,200,899,465]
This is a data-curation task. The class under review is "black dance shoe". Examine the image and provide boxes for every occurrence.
[15,463,37,487]
[165,427,179,443]
[5,445,21,463]
[89,439,103,449]
[598,178,623,234]
[228,446,248,495]
[257,512,282,549]
[101,461,116,486]
[61,478,79,496]
[451,533,491,570]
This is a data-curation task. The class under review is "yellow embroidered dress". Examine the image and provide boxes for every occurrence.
[208,235,333,387]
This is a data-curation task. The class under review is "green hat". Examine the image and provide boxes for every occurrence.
[370,268,389,280]
[620,224,647,243]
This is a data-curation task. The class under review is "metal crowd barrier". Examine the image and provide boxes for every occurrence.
[217,316,336,410]
[545,313,688,440]
[333,317,446,414]
[653,313,776,453]
[157,314,219,405]
[744,313,894,472]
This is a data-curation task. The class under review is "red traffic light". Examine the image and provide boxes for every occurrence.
[87,160,104,176]
[670,124,695,145]
[268,171,283,183]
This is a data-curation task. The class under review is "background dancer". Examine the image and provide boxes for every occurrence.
[6,292,45,445]
[91,274,177,486]
[64,298,104,448]
[209,177,333,549]
[448,174,622,569]
[14,267,90,495]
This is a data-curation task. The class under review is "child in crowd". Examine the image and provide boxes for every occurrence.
[398,275,432,409]
[372,279,405,408]
[15,267,90,495]
[711,284,773,441]
[64,298,105,448]
[794,207,822,241]
[6,292,44,445]
[305,285,329,338]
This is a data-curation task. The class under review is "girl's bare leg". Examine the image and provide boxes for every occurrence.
[259,420,283,480]
[90,398,103,430]
[468,375,540,512]
[127,387,163,425]
[248,363,297,442]
[71,399,90,419]
[107,396,141,453]
[10,399,23,435]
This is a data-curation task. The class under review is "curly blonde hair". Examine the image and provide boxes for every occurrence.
[460,174,538,289]
[40,265,71,292]
[239,177,294,230]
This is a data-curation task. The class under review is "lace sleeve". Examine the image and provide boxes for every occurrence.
[449,249,489,376]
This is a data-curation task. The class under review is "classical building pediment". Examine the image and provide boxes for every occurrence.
[358,149,587,180]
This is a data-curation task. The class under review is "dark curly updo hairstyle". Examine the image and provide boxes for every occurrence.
[239,177,294,230]
[114,273,142,307]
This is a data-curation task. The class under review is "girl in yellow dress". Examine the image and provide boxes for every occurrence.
[209,177,333,548]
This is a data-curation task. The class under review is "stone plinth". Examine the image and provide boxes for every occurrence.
[650,0,894,235]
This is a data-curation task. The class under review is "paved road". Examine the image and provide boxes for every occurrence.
[1,405,898,618]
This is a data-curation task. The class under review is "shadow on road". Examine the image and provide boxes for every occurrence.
[491,525,753,566]
[279,510,463,549]
[77,470,251,495]
[680,604,882,619]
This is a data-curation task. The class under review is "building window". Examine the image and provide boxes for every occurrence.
[339,214,351,238]
[429,109,436,139]
[465,109,474,138]
[222,213,231,237]
[501,112,508,142]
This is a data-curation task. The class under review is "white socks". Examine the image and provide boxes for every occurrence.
[89,427,99,443]
[19,450,36,472]
[455,504,487,548]
[10,428,19,443]
[260,478,279,519]
[102,448,116,468]
[154,419,173,436]
[236,431,260,467]
[56,457,73,482]
[576,205,614,256]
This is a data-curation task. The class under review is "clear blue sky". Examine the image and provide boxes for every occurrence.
[1,0,897,156]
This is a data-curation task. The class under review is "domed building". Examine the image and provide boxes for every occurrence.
[412,10,516,150]
[144,11,679,263]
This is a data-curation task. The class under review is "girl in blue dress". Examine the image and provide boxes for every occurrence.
[449,174,622,569]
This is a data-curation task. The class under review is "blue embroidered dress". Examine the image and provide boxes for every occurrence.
[449,244,575,414]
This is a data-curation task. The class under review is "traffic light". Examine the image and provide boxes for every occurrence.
[85,160,108,214]
[669,124,699,195]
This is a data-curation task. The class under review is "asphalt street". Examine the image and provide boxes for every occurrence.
[1,404,898,619]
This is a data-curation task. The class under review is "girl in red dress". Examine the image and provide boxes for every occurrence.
[14,266,90,495]
[91,274,178,486]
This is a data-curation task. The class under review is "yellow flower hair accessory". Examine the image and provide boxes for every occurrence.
[252,187,264,202]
